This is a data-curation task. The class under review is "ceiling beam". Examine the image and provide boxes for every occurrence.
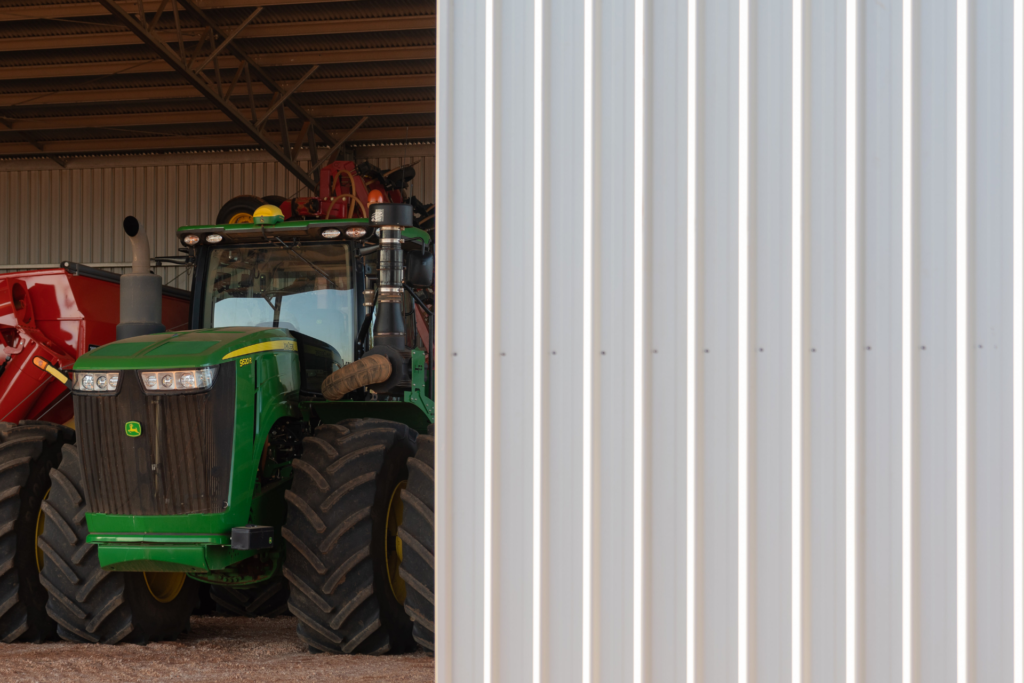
[96,0,320,189]
[0,74,435,107]
[0,0,355,22]
[0,146,435,171]
[2,101,436,131]
[0,126,436,155]
[0,15,436,52]
[0,47,435,81]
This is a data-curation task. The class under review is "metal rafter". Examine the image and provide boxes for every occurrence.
[0,125,435,156]
[0,0,363,22]
[97,0,334,190]
[0,75,435,107]
[0,15,436,53]
[173,0,337,147]
[0,101,435,132]
[0,119,65,167]
[0,46,436,81]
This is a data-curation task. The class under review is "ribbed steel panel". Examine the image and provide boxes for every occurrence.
[436,0,1024,682]
[0,151,436,286]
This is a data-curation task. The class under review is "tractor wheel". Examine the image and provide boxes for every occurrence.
[39,444,198,644]
[0,421,74,643]
[210,577,290,617]
[397,426,434,651]
[282,419,416,654]
[216,195,270,225]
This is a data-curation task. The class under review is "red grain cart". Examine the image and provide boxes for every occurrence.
[0,263,190,426]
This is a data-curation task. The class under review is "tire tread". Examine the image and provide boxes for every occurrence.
[282,419,416,654]
[397,428,435,651]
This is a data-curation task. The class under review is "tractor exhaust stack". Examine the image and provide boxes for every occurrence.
[370,203,414,350]
[116,215,166,340]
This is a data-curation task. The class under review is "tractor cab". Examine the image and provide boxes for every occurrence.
[184,214,368,365]
[178,205,434,421]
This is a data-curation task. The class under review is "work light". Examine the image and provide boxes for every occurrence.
[72,372,121,393]
[138,367,217,393]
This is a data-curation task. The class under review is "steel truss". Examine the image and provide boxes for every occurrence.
[98,0,365,190]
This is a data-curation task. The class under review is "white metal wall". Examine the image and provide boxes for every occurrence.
[0,149,436,286]
[436,0,1024,682]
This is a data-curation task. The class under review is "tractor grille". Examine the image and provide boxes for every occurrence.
[73,363,236,516]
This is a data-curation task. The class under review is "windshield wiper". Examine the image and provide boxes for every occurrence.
[270,236,337,288]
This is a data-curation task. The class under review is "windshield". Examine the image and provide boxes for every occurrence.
[202,243,358,363]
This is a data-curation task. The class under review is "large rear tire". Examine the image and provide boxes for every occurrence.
[39,444,197,644]
[0,421,74,643]
[398,426,435,651]
[282,419,416,654]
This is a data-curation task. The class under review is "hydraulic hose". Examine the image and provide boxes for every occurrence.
[321,354,392,400]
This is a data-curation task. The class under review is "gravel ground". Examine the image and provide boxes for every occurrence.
[0,616,435,683]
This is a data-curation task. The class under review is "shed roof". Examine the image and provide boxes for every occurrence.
[0,0,435,163]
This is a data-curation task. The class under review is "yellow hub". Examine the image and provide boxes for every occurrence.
[385,481,407,602]
[228,212,254,224]
[143,572,186,603]
[35,488,50,571]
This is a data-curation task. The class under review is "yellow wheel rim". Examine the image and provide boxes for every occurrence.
[228,212,254,224]
[35,488,50,571]
[143,572,186,603]
[385,481,407,602]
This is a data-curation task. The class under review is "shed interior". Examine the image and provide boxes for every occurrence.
[0,0,435,166]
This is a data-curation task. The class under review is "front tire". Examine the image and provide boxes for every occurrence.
[282,419,416,654]
[0,421,73,643]
[39,444,197,644]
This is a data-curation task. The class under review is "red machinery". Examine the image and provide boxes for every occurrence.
[0,264,190,426]
[217,160,434,229]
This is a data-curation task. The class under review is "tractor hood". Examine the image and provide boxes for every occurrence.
[73,327,297,371]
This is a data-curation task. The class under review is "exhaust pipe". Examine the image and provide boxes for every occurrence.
[319,203,415,398]
[370,203,414,350]
[116,216,166,340]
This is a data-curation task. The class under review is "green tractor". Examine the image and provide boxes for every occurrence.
[25,202,435,653]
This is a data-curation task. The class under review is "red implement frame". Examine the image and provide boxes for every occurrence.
[0,267,190,426]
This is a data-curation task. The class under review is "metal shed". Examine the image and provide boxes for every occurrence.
[0,0,436,280]
[434,0,1024,682]
[2,0,1023,681]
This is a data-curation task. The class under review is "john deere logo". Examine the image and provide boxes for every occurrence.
[125,421,142,438]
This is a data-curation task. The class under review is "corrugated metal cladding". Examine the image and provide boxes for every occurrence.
[437,0,1023,682]
[0,149,436,287]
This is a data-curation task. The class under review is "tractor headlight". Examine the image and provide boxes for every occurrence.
[183,234,200,246]
[138,367,217,393]
[72,371,121,393]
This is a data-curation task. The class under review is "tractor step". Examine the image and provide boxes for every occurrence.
[231,525,275,550]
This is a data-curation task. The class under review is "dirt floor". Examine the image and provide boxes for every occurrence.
[0,616,435,683]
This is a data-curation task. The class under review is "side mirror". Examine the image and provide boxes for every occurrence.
[405,248,434,289]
